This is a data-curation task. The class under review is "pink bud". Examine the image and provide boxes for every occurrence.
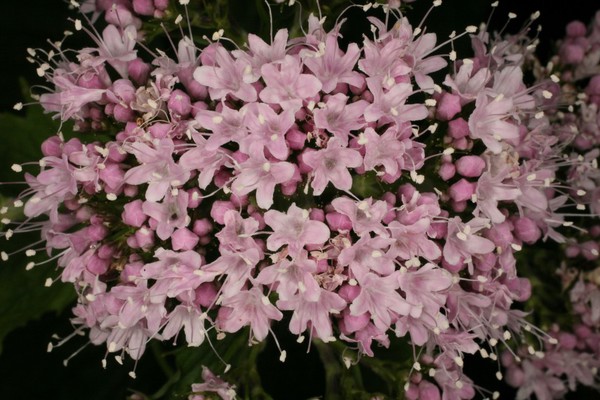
[512,217,541,244]
[505,366,524,387]
[148,123,171,139]
[132,0,155,15]
[418,381,441,400]
[448,117,469,139]
[87,254,109,275]
[88,224,108,241]
[41,136,63,157]
[286,128,307,150]
[566,20,587,37]
[455,155,485,177]
[558,332,577,349]
[154,0,169,10]
[448,179,476,202]
[436,92,461,121]
[210,201,235,225]
[485,222,514,247]
[504,277,532,302]
[122,200,146,227]
[195,283,218,308]
[338,284,360,302]
[560,43,585,64]
[341,311,370,333]
[113,104,134,122]
[326,212,353,231]
[309,208,325,222]
[168,89,192,116]
[192,218,213,236]
[97,244,115,260]
[580,240,600,260]
[438,162,456,181]
[128,58,151,85]
[135,227,155,248]
[171,228,199,251]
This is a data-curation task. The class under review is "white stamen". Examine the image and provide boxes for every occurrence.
[106,193,117,201]
[128,371,137,379]
[542,90,552,99]
[13,102,23,111]
[0,252,8,261]
[496,371,503,380]
[508,12,517,19]
[425,99,437,107]
[11,164,22,173]
[465,25,477,33]
[25,249,36,257]
[44,278,53,287]
[74,19,82,31]
[279,350,287,362]
[26,262,35,271]
[433,0,442,6]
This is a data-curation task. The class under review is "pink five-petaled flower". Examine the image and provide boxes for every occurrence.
[264,203,330,257]
[331,196,389,238]
[124,138,190,202]
[277,286,347,341]
[142,190,190,241]
[364,78,428,125]
[241,102,294,160]
[217,286,283,341]
[193,44,257,102]
[259,55,322,111]
[312,94,369,145]
[350,271,411,332]
[189,366,237,400]
[468,93,520,154]
[303,32,364,93]
[233,28,288,82]
[443,217,495,265]
[303,137,362,195]
[230,146,295,209]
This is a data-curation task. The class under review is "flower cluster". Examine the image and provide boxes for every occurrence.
[3,0,600,398]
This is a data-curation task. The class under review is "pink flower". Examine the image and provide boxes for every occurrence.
[124,138,190,202]
[303,33,364,93]
[468,93,520,154]
[142,190,189,240]
[189,366,237,400]
[331,196,389,238]
[312,94,368,145]
[241,103,294,160]
[350,271,410,331]
[364,78,428,124]
[264,203,330,256]
[303,138,362,195]
[277,287,346,341]
[230,148,296,209]
[443,217,496,265]
[259,55,322,111]
[193,44,257,102]
[217,287,283,341]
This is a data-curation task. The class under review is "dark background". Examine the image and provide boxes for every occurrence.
[1,1,599,399]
